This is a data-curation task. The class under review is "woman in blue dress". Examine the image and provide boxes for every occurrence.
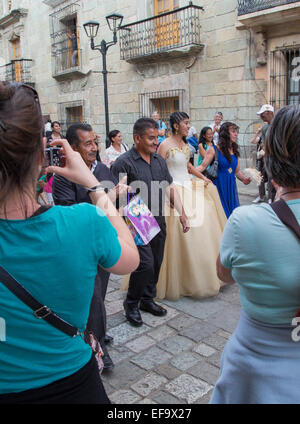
[197,122,251,217]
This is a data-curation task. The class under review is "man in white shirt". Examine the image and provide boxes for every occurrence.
[44,119,52,138]
[209,112,223,145]
[188,125,198,140]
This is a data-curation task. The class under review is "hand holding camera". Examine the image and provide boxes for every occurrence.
[45,139,99,189]
[45,146,64,168]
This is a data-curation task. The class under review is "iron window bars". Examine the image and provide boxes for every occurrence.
[139,89,185,131]
[119,3,203,61]
[238,0,300,16]
[270,46,300,109]
[2,59,33,85]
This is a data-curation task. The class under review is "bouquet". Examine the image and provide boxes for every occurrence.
[243,168,263,185]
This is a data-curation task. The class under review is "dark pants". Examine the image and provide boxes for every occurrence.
[87,267,110,342]
[257,158,276,201]
[267,180,276,202]
[0,355,110,404]
[127,222,166,305]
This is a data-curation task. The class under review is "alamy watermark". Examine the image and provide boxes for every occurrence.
[291,317,300,342]
[95,174,205,227]
[292,57,300,82]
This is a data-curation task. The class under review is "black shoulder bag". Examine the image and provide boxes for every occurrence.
[204,145,218,181]
[0,266,104,373]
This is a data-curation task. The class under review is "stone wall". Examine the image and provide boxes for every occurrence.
[189,0,267,153]
[2,0,298,158]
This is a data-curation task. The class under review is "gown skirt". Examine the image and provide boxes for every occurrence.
[156,178,227,300]
[210,309,300,404]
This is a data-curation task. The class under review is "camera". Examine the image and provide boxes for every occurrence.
[45,146,62,167]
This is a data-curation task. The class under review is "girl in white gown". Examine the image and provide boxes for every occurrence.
[156,112,227,300]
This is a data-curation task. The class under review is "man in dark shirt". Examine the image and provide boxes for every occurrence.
[52,123,126,370]
[67,31,78,67]
[111,118,189,327]
[256,104,275,203]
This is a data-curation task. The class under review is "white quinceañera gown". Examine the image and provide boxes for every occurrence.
[156,145,227,300]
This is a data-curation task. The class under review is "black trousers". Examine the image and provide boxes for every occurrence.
[0,355,110,404]
[127,222,166,305]
[87,267,110,342]
[257,158,276,201]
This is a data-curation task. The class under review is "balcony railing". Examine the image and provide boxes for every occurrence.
[52,47,82,77]
[119,3,203,62]
[1,59,34,85]
[238,0,300,15]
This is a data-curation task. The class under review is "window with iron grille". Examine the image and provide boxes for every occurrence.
[238,0,300,16]
[270,47,300,109]
[49,2,81,76]
[139,89,185,132]
[59,100,85,133]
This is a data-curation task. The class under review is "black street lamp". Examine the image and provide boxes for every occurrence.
[84,13,123,148]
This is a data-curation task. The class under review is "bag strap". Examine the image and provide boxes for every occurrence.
[0,266,79,337]
[212,145,218,164]
[270,199,300,241]
[122,142,128,152]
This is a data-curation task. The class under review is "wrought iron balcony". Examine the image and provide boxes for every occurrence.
[49,2,84,78]
[238,0,300,15]
[119,3,203,62]
[1,59,34,85]
[52,47,82,77]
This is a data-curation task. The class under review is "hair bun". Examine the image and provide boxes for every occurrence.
[0,81,15,101]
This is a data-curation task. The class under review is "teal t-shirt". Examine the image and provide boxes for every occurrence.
[220,200,300,325]
[0,203,121,394]
[158,120,167,145]
[197,143,210,166]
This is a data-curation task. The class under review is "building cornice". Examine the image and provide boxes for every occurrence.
[0,8,28,30]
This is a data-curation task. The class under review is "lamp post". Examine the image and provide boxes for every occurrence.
[84,13,123,148]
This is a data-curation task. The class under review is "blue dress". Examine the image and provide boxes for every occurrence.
[213,147,239,218]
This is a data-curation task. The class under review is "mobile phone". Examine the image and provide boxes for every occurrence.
[45,147,62,167]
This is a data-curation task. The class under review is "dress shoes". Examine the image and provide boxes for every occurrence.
[102,352,114,371]
[104,334,114,344]
[123,300,143,327]
[140,300,167,317]
[100,338,114,372]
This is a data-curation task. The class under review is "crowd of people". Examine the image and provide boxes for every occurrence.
[0,80,299,404]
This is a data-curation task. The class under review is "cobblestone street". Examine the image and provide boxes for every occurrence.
[101,193,255,404]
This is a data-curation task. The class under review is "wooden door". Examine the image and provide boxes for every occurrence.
[11,38,22,82]
[154,0,180,48]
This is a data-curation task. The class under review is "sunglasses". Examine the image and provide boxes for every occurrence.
[11,82,40,100]
[0,82,41,132]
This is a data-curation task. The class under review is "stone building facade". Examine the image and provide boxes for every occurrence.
[1,0,300,156]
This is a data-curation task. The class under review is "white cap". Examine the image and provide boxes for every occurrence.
[257,104,274,115]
